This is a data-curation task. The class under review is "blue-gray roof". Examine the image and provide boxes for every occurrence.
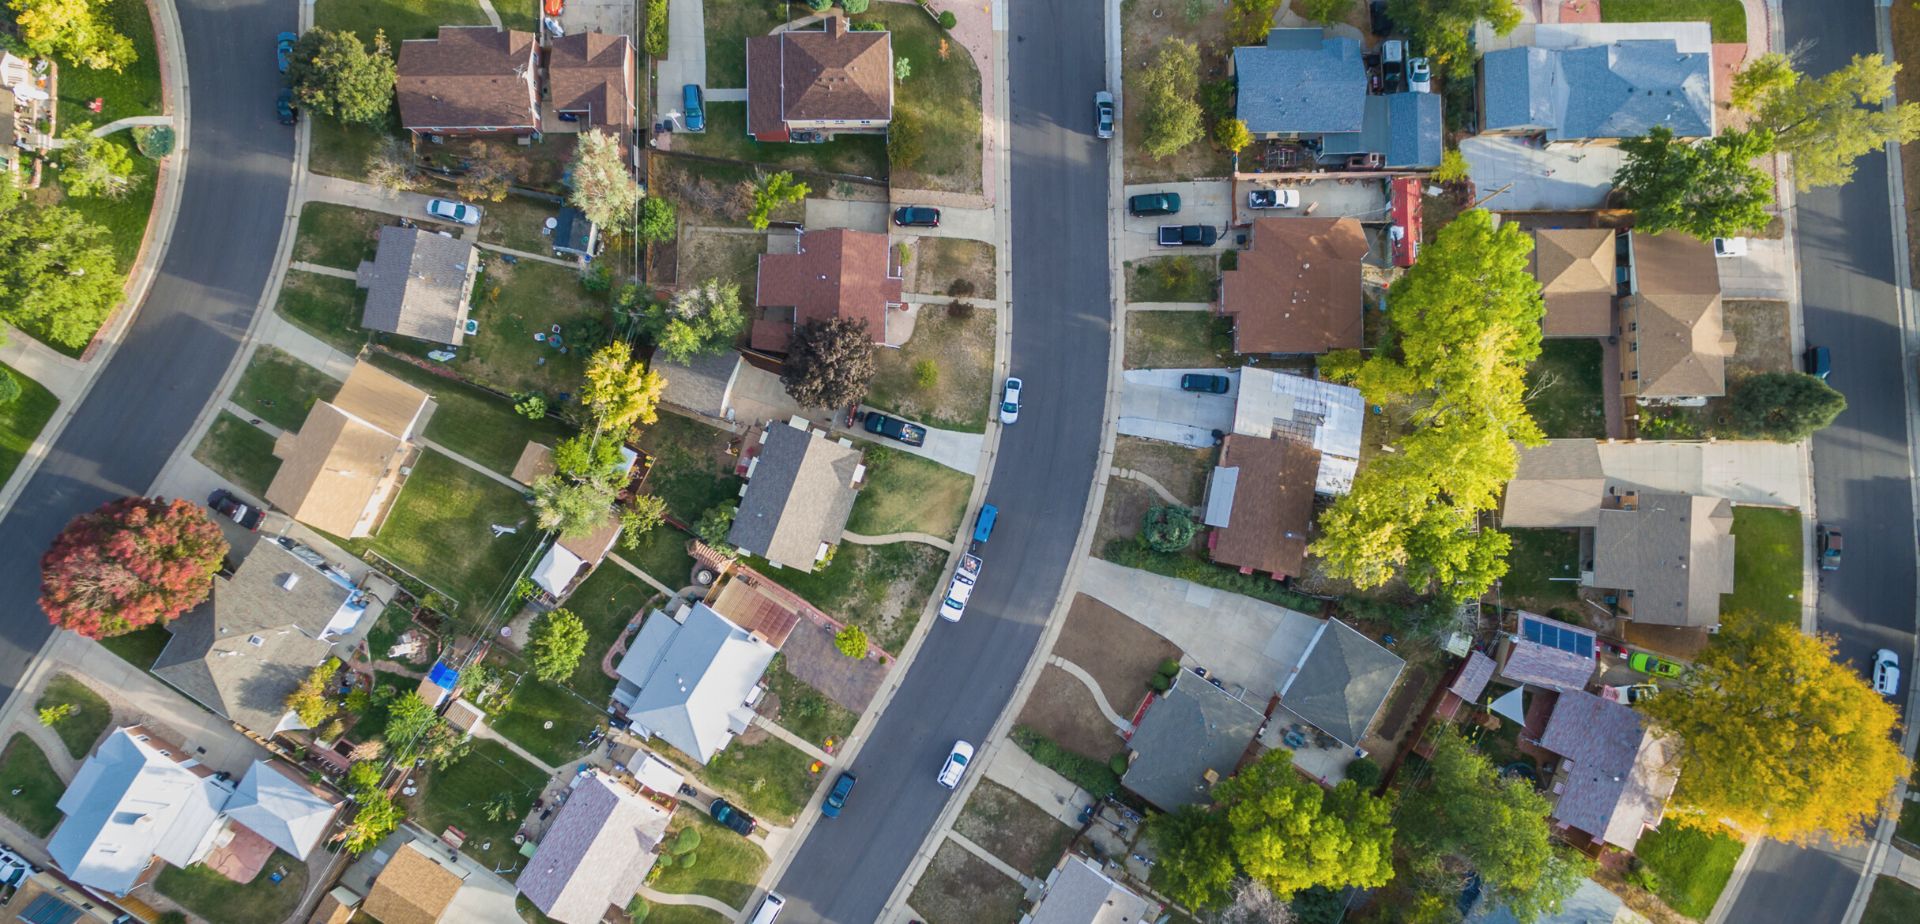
[1318,93,1442,168]
[1482,40,1713,141]
[1233,30,1367,136]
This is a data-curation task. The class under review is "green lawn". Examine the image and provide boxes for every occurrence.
[559,564,658,701]
[410,738,548,875]
[1899,799,1920,847]
[1525,339,1607,439]
[232,347,342,432]
[0,363,59,488]
[0,734,64,837]
[670,102,887,178]
[703,0,787,88]
[867,308,995,433]
[1636,824,1744,919]
[751,541,944,653]
[846,446,971,539]
[495,0,540,32]
[276,269,373,356]
[36,674,113,760]
[316,0,490,40]
[364,449,538,618]
[456,260,603,397]
[487,670,604,766]
[308,113,398,181]
[55,136,160,273]
[478,194,563,255]
[1726,506,1801,624]
[1863,876,1920,924]
[643,906,731,924]
[50,0,162,125]
[763,653,858,748]
[1124,311,1241,370]
[154,849,310,924]
[635,414,743,523]
[293,202,394,270]
[696,734,820,826]
[192,412,284,497]
[649,810,770,908]
[1126,256,1219,303]
[364,353,573,476]
[1601,0,1747,43]
[622,525,697,588]
[859,6,982,192]
[97,625,171,669]
[1498,528,1583,609]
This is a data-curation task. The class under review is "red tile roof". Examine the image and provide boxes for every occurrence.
[752,228,902,352]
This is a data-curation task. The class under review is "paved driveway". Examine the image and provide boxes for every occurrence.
[848,406,983,475]
[895,204,996,244]
[560,0,633,39]
[654,0,708,129]
[1120,180,1230,261]
[1715,236,1797,299]
[805,197,890,233]
[1115,369,1236,447]
[1233,177,1391,224]
[1460,135,1625,212]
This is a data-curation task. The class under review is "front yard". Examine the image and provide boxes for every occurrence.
[1639,300,1791,438]
[1726,505,1801,624]
[453,259,604,397]
[293,202,394,270]
[1866,877,1920,924]
[755,541,945,654]
[364,353,573,476]
[954,780,1074,879]
[1124,311,1240,369]
[1126,256,1220,303]
[406,737,548,876]
[846,446,971,539]
[232,347,342,432]
[0,363,59,488]
[762,653,859,746]
[860,5,983,193]
[635,413,743,523]
[702,0,787,88]
[866,306,995,433]
[1634,823,1744,919]
[193,412,283,497]
[0,734,63,837]
[1525,339,1607,439]
[275,269,372,356]
[316,0,489,40]
[688,733,819,826]
[36,674,112,759]
[648,811,770,909]
[355,449,538,619]
[1119,0,1233,184]
[154,849,310,924]
[908,239,996,299]
[1601,0,1747,43]
[907,839,1027,924]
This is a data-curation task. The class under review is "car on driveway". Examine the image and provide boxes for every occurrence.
[1713,237,1750,258]
[1818,524,1843,571]
[208,489,264,531]
[894,206,940,227]
[1248,189,1300,210]
[426,198,481,225]
[1128,192,1181,216]
[863,411,926,446]
[821,771,857,817]
[1158,224,1217,247]
[682,84,705,132]
[1000,377,1022,425]
[1873,649,1901,696]
[1407,57,1432,93]
[276,32,298,74]
[1180,373,1231,394]
[276,88,298,126]
[938,740,974,789]
[1629,652,1684,678]
[710,798,755,835]
[1094,90,1114,139]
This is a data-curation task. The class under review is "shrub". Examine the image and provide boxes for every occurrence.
[1218,250,1239,271]
[834,625,869,658]
[887,108,925,170]
[1109,754,1130,776]
[38,704,72,726]
[840,0,870,12]
[938,10,957,29]
[1157,659,1181,678]
[1103,538,1322,612]
[1141,505,1198,552]
[628,896,651,922]
[913,359,939,389]
[1148,673,1172,693]
[513,393,547,420]
[1215,117,1253,155]
[644,0,669,56]
[1011,726,1118,796]
[133,125,175,158]
[947,278,977,298]
[1345,756,1382,788]
[581,262,613,294]
[806,0,831,10]
[1432,148,1470,183]
[946,300,976,320]
[671,826,702,854]
[0,370,20,406]
[894,241,911,266]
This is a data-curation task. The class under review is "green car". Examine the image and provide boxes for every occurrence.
[1629,652,1684,678]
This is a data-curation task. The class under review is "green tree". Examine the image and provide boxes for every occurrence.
[1397,728,1591,923]
[646,279,746,363]
[888,108,926,171]
[619,495,669,550]
[0,370,22,406]
[1215,118,1253,154]
[1298,0,1353,24]
[570,129,642,230]
[639,196,678,243]
[1386,0,1521,73]
[1142,506,1198,553]
[58,125,138,199]
[0,183,121,348]
[1227,0,1285,45]
[1314,209,1542,599]
[694,504,738,552]
[338,788,403,853]
[840,0,869,12]
[834,625,869,658]
[514,393,547,420]
[529,608,589,682]
[1613,127,1776,239]
[1728,371,1846,442]
[1150,805,1237,909]
[1215,750,1395,897]
[1741,53,1920,190]
[894,57,912,82]
[533,472,620,538]
[284,659,340,728]
[580,342,665,434]
[781,316,877,408]
[382,693,439,761]
[8,0,136,71]
[1432,148,1470,184]
[748,171,810,231]
[287,29,397,125]
[1139,40,1205,159]
[551,433,625,478]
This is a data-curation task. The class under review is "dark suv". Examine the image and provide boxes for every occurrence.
[822,771,857,817]
[893,206,941,227]
[1128,192,1181,216]
[1180,373,1231,394]
[1818,524,1843,571]
[710,798,755,836]
[863,411,927,446]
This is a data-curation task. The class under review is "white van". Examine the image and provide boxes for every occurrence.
[749,892,785,924]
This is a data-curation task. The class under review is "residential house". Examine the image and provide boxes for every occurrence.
[396,27,540,138]
[658,350,744,424]
[46,727,231,895]
[1202,434,1319,580]
[511,442,558,486]
[2,51,51,178]
[751,228,905,354]
[1589,492,1734,629]
[1480,39,1714,143]
[153,538,371,738]
[1509,437,1807,513]
[1121,670,1264,811]
[1531,228,1618,339]
[1230,367,1366,495]
[355,227,481,346]
[1216,218,1370,356]
[547,32,637,135]
[728,419,864,572]
[746,14,892,142]
[611,602,779,764]
[1536,689,1680,851]
[266,360,434,539]
[362,840,466,924]
[1620,233,1733,402]
[1028,854,1160,924]
[1277,619,1405,748]
[1499,612,1599,691]
[1232,29,1441,167]
[221,760,342,860]
[1320,92,1445,170]
[1500,438,1607,528]
[529,520,626,597]
[517,771,672,924]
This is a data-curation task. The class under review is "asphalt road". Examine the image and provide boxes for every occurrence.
[0,1,296,701]
[1721,1,1916,920]
[769,3,1112,921]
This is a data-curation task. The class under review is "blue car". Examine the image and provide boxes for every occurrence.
[276,32,298,74]
[821,771,856,817]
[682,84,705,132]
[972,504,998,547]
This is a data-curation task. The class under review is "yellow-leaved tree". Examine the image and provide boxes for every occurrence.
[579,341,665,435]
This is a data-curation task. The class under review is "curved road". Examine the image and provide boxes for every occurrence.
[1724,1,1918,921]
[771,1,1112,920]
[0,0,297,699]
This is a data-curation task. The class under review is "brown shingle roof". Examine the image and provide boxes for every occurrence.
[356,226,480,345]
[511,442,556,485]
[549,32,635,133]
[752,229,902,352]
[1218,218,1369,354]
[1205,435,1319,578]
[746,15,892,140]
[1591,493,1734,628]
[1531,228,1616,338]
[363,841,463,924]
[265,362,431,538]
[1625,233,1733,398]
[397,27,538,132]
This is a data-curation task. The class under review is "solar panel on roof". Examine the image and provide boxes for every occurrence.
[1520,616,1594,658]
[20,894,85,924]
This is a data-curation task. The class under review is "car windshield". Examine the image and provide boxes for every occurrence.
[952,753,967,767]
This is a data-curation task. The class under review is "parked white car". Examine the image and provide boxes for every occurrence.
[1713,237,1750,258]
[938,740,975,789]
[426,198,481,225]
[1873,649,1901,697]
[1408,57,1432,93]
[1000,377,1023,425]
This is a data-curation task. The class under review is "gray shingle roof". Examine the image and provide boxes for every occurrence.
[48,729,231,896]
[1500,613,1599,691]
[612,603,777,763]
[1539,689,1679,849]
[224,761,340,860]
[518,771,670,924]
[1279,619,1405,746]
[1501,439,1606,528]
[728,421,862,571]
[658,350,742,421]
[1482,41,1713,141]
[356,226,479,345]
[1591,494,1734,628]
[1121,673,1263,811]
[1029,855,1157,924]
[1233,31,1367,136]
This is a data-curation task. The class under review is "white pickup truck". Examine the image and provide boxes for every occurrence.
[939,554,983,622]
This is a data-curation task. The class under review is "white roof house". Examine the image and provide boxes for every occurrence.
[1232,368,1365,495]
[46,728,232,896]
[610,602,777,764]
[223,761,341,860]
[531,542,588,597]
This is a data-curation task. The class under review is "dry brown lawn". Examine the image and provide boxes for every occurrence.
[953,780,1075,879]
[1123,311,1240,369]
[1015,666,1127,760]
[908,238,997,299]
[908,839,1027,924]
[676,227,767,296]
[1052,594,1182,716]
[1093,476,1159,551]
[867,307,996,432]
[1113,435,1213,505]
[1121,0,1235,184]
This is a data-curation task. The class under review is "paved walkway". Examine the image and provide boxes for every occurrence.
[751,713,834,763]
[1047,656,1130,731]
[474,240,575,268]
[842,530,956,552]
[0,324,90,401]
[606,552,676,593]
[289,260,359,280]
[474,0,503,28]
[36,114,176,148]
[475,721,560,775]
[1881,850,1920,890]
[638,886,741,916]
[946,830,1036,888]
[256,310,361,378]
[981,741,1091,828]
[1109,467,1180,506]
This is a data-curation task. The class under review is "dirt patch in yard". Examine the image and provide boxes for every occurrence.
[954,780,1075,879]
[1113,436,1213,506]
[1015,665,1127,761]
[1120,0,1235,184]
[781,618,888,714]
[676,227,768,296]
[1124,311,1241,370]
[1093,477,1160,552]
[1052,594,1182,718]
[908,238,996,299]
[908,838,1028,924]
[867,307,996,432]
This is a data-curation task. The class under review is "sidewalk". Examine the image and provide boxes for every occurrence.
[982,741,1092,828]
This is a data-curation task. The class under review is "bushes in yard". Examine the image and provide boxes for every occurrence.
[1011,725,1117,797]
[834,625,869,658]
[1103,538,1322,613]
[938,11,957,29]
[1142,505,1197,552]
[644,0,669,57]
[1345,756,1382,789]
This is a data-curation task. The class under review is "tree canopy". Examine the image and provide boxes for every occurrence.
[529,608,589,682]
[638,196,677,243]
[781,316,877,409]
[1641,612,1909,844]
[287,29,397,126]
[59,124,139,199]
[1739,52,1920,191]
[647,279,746,364]
[1386,0,1521,73]
[1139,40,1205,160]
[532,472,620,537]
[570,129,641,229]
[1228,0,1287,45]
[40,496,228,639]
[748,171,810,231]
[1729,371,1846,442]
[9,0,137,71]
[580,342,665,434]
[0,174,124,349]
[1613,127,1775,239]
[1314,209,1543,600]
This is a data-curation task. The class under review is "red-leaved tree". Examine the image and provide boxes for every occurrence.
[40,496,228,639]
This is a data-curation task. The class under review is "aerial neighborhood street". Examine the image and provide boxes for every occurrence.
[1,1,1920,924]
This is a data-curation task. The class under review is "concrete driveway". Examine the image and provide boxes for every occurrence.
[653,0,708,130]
[1115,368,1236,447]
[894,203,996,244]
[1714,236,1796,299]
[1121,180,1231,262]
[1233,177,1391,224]
[1460,135,1626,211]
[805,197,889,233]
[848,405,984,475]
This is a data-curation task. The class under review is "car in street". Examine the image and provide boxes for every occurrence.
[1873,649,1901,696]
[894,206,941,227]
[1158,224,1218,247]
[971,504,998,548]
[1407,57,1432,93]
[939,554,982,622]
[208,489,264,531]
[1629,652,1684,678]
[1094,90,1114,139]
[937,740,975,789]
[1818,524,1843,571]
[821,771,857,817]
[1248,188,1300,210]
[276,32,298,74]
[1713,237,1750,258]
[426,198,481,225]
[1804,344,1831,379]
[1000,377,1022,425]
[276,88,298,126]
[1180,373,1231,394]
[682,84,705,132]
[710,798,756,835]
[863,411,926,446]
[1128,192,1181,216]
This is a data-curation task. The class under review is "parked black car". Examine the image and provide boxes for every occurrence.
[208,489,265,531]
[1128,192,1181,216]
[1180,373,1231,394]
[893,206,941,227]
[863,411,927,446]
[710,798,756,836]
[1158,224,1218,247]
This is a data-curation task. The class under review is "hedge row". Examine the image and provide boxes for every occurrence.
[1011,725,1117,798]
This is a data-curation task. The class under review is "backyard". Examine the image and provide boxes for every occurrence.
[763,653,859,746]
[649,811,770,909]
[355,449,540,619]
[954,780,1075,879]
[0,364,59,487]
[908,238,996,299]
[36,673,113,759]
[193,412,283,497]
[455,259,605,397]
[624,523,698,587]
[559,563,659,700]
[478,194,563,255]
[1726,505,1801,624]
[907,839,1027,924]
[486,665,607,766]
[405,738,548,876]
[231,348,342,432]
[669,102,888,179]
[676,226,768,296]
[365,353,573,476]
[702,0,788,88]
[1525,339,1607,439]
[276,270,372,355]
[154,849,310,924]
[635,413,743,523]
[860,5,983,193]
[1124,311,1241,370]
[866,307,995,433]
[1126,256,1220,303]
[754,541,945,654]
[293,202,396,270]
[1634,823,1744,919]
[0,735,63,837]
[846,447,972,539]
[1498,528,1583,613]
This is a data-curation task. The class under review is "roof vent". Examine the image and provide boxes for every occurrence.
[280,573,300,591]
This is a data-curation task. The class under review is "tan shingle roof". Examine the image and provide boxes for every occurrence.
[512,442,556,485]
[752,229,902,352]
[265,362,431,538]
[746,16,892,139]
[397,27,538,132]
[1219,218,1369,354]
[549,32,635,133]
[1501,439,1605,527]
[1625,233,1733,398]
[1531,228,1616,338]
[1591,493,1734,628]
[363,841,464,924]
[728,422,862,570]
